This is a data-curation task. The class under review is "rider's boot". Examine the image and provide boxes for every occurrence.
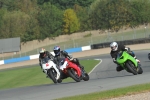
[136,59,140,63]
[57,78,62,83]
[116,65,124,72]
[42,70,49,78]
[59,70,68,80]
[134,56,140,63]
[78,64,84,70]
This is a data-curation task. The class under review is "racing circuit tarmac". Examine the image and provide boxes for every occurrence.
[0,50,150,100]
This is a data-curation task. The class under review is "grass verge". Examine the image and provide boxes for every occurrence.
[56,83,150,100]
[0,59,100,90]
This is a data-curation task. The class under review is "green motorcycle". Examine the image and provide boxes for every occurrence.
[116,51,143,75]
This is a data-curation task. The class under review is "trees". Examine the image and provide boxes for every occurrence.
[0,0,150,42]
[38,0,94,10]
[37,3,63,39]
[90,0,128,31]
[89,0,108,30]
[0,11,30,39]
[129,0,150,27]
[63,9,80,34]
[89,0,150,32]
[105,0,132,31]
[74,4,91,31]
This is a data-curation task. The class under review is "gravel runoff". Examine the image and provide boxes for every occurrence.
[107,92,150,100]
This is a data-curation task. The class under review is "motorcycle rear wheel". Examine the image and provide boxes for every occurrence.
[67,68,81,82]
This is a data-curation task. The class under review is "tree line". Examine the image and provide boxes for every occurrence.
[0,0,149,42]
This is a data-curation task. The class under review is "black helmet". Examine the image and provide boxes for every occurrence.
[53,46,60,56]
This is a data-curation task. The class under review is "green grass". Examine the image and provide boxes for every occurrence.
[56,83,150,100]
[0,59,100,90]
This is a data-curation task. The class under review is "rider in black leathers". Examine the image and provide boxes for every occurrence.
[39,48,54,72]
[110,42,140,72]
[53,46,84,79]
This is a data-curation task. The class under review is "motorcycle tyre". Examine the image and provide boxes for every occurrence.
[48,69,57,84]
[67,68,81,82]
[137,66,143,74]
[148,53,150,60]
[82,73,89,81]
[57,79,62,83]
[125,61,138,75]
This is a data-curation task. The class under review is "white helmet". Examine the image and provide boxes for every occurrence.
[39,48,46,57]
[110,42,118,51]
[39,48,46,53]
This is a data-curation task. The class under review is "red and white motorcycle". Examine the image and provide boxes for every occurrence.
[60,58,89,82]
[41,57,61,83]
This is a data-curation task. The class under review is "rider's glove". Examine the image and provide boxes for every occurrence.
[60,65,67,70]
[69,57,74,61]
[125,47,128,51]
[112,58,116,62]
[60,61,68,70]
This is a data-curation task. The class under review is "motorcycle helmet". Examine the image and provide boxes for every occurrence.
[53,46,60,56]
[110,42,118,51]
[39,48,46,57]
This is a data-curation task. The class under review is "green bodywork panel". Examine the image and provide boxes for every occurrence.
[116,51,138,69]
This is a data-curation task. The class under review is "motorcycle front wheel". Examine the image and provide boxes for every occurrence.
[125,61,138,75]
[48,69,57,84]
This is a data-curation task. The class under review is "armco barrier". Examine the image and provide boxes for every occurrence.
[4,56,30,64]
[1,37,149,65]
[91,38,150,49]
[0,45,92,65]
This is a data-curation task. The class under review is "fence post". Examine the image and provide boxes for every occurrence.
[144,26,147,38]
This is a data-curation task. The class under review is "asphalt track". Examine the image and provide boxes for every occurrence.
[0,50,150,100]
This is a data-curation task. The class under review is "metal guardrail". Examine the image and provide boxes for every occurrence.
[91,38,150,49]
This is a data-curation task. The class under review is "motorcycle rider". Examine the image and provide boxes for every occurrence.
[53,46,84,79]
[39,48,54,73]
[110,42,140,72]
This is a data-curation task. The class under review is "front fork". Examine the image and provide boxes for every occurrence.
[80,67,86,78]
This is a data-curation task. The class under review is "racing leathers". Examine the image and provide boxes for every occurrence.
[110,44,138,71]
[39,51,54,70]
[53,50,83,79]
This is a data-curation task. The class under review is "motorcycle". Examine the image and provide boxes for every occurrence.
[41,57,61,83]
[116,51,143,75]
[148,53,150,60]
[60,58,89,82]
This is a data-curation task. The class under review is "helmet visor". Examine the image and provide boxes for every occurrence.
[54,50,59,55]
[111,46,117,50]
[40,52,45,57]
